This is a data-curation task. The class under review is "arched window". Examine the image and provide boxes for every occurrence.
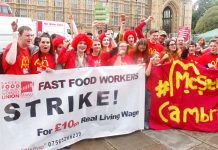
[163,6,172,33]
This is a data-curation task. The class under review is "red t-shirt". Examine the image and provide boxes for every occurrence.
[58,47,76,69]
[147,39,164,57]
[109,54,134,65]
[31,52,56,74]
[127,45,135,57]
[186,54,199,63]
[2,43,30,74]
[100,51,110,66]
[87,54,102,67]
[197,53,218,68]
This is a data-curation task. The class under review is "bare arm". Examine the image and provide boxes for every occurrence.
[5,20,18,65]
[68,14,78,38]
[92,21,98,38]
[145,57,154,76]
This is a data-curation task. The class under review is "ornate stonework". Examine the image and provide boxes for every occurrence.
[151,0,192,33]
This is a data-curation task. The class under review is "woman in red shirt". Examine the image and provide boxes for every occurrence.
[160,39,182,64]
[31,32,56,74]
[87,38,102,67]
[109,41,134,66]
[52,35,66,70]
[133,38,149,64]
[58,33,92,69]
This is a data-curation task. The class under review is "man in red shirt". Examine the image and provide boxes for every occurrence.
[197,39,218,68]
[176,36,185,51]
[158,30,167,46]
[2,20,33,74]
[135,16,164,58]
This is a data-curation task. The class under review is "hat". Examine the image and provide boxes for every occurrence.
[52,35,65,50]
[72,33,92,50]
[159,30,167,36]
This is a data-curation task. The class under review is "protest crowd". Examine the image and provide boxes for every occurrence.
[0,14,218,133]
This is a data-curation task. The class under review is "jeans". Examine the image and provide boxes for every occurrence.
[145,89,151,122]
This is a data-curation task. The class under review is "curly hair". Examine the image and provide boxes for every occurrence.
[72,33,92,50]
[124,30,137,44]
[52,35,65,50]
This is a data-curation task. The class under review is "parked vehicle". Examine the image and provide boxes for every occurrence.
[34,20,72,40]
[0,17,71,52]
[0,2,13,17]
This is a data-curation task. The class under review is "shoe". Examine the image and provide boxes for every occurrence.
[144,121,149,130]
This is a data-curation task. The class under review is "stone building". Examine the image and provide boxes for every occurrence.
[2,0,192,34]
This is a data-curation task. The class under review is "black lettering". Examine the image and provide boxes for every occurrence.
[46,98,64,115]
[39,82,44,91]
[58,80,66,88]
[79,92,92,109]
[44,82,51,90]
[4,103,20,121]
[68,96,74,112]
[51,81,58,89]
[97,91,109,106]
[26,99,41,117]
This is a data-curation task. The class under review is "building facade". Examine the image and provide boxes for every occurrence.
[2,0,192,34]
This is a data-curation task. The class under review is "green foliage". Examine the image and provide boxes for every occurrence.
[192,0,218,32]
[194,5,218,33]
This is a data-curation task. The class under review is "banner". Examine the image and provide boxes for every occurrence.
[0,65,145,150]
[177,26,191,41]
[148,60,218,132]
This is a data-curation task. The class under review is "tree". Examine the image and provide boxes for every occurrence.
[192,0,218,32]
[194,5,218,33]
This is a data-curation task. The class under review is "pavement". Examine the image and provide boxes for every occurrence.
[61,129,218,150]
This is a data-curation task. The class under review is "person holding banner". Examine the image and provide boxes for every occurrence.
[30,32,56,74]
[197,39,218,69]
[52,35,66,70]
[181,41,200,63]
[160,39,182,64]
[87,38,102,67]
[133,38,149,64]
[109,41,134,66]
[58,33,92,68]
[2,19,33,74]
[144,52,161,129]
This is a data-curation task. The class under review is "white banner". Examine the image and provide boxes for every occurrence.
[0,65,145,150]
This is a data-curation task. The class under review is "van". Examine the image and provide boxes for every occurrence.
[34,20,72,40]
[0,2,13,17]
[0,17,72,53]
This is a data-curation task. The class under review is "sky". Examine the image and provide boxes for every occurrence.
[192,0,198,4]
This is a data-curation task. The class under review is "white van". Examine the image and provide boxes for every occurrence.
[0,16,34,52]
[0,17,72,53]
[34,20,72,40]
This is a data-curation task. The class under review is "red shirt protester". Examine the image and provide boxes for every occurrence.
[2,43,30,74]
[31,52,56,74]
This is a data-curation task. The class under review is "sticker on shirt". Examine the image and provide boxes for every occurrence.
[21,56,30,74]
[34,59,49,72]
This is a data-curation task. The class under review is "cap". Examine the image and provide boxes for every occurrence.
[159,30,167,36]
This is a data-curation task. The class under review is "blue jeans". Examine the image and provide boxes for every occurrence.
[145,89,151,122]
